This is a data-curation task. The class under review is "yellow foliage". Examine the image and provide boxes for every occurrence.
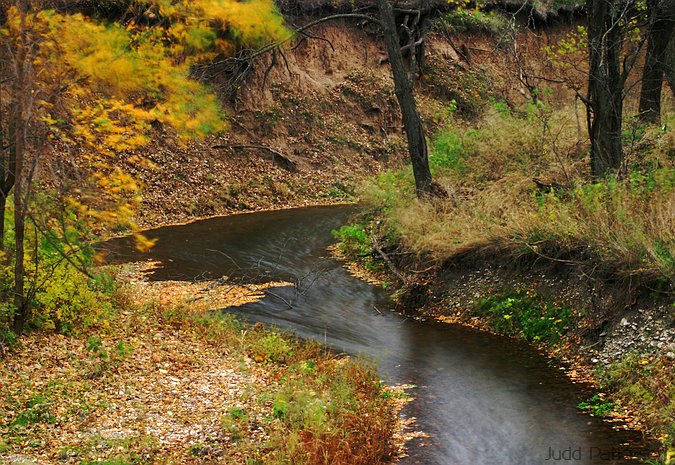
[133,233,158,253]
[153,0,290,51]
[2,1,286,252]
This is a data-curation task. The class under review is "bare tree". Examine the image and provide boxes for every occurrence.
[638,0,675,124]
[376,0,433,198]
[586,0,645,177]
[5,0,30,331]
[2,0,55,332]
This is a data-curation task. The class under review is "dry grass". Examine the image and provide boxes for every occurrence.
[362,105,675,280]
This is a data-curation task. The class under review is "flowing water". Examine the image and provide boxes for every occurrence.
[107,205,651,465]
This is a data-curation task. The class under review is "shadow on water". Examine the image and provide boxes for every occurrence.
[106,205,652,465]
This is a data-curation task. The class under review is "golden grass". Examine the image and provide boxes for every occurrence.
[363,105,675,280]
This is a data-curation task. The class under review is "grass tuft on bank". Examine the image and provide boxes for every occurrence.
[596,354,675,452]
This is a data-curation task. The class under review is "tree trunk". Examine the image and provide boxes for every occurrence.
[587,0,625,178]
[638,0,675,124]
[13,147,25,333]
[666,34,675,93]
[0,195,6,251]
[376,0,433,198]
[12,105,26,332]
[0,105,18,251]
[12,0,28,333]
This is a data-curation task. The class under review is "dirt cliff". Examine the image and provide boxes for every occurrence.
[92,15,583,228]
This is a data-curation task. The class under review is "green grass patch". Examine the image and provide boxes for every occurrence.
[10,395,56,429]
[473,290,572,344]
[577,394,617,417]
[436,9,511,37]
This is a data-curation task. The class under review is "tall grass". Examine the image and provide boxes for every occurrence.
[362,105,675,280]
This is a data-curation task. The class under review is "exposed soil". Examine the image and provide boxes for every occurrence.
[372,246,674,442]
[43,20,583,231]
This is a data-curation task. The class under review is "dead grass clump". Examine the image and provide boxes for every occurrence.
[518,170,675,278]
[265,359,397,465]
[428,105,586,187]
[362,105,674,280]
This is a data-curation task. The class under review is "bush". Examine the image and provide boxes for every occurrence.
[474,290,571,344]
[0,198,116,336]
[332,224,372,257]
[437,9,511,37]
[34,265,113,334]
[250,331,294,364]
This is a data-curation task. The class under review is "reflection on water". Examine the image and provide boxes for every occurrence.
[106,206,650,465]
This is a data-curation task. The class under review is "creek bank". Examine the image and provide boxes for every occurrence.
[403,254,674,366]
[0,260,402,465]
[337,234,673,462]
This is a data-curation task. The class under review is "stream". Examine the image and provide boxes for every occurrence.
[107,205,651,465]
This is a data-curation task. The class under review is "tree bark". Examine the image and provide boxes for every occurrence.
[638,0,675,124]
[666,33,675,93]
[0,105,18,251]
[376,0,433,198]
[12,0,28,333]
[587,0,625,178]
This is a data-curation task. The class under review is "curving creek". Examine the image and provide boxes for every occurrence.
[107,205,651,465]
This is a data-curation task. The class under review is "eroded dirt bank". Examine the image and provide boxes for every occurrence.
[365,245,674,459]
[48,18,582,230]
[403,254,674,364]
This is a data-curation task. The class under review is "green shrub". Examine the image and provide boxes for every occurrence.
[430,129,466,173]
[474,290,571,344]
[34,265,113,334]
[332,224,372,257]
[250,331,294,364]
[436,9,511,38]
[361,170,415,213]
[578,394,617,417]
[272,388,328,429]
